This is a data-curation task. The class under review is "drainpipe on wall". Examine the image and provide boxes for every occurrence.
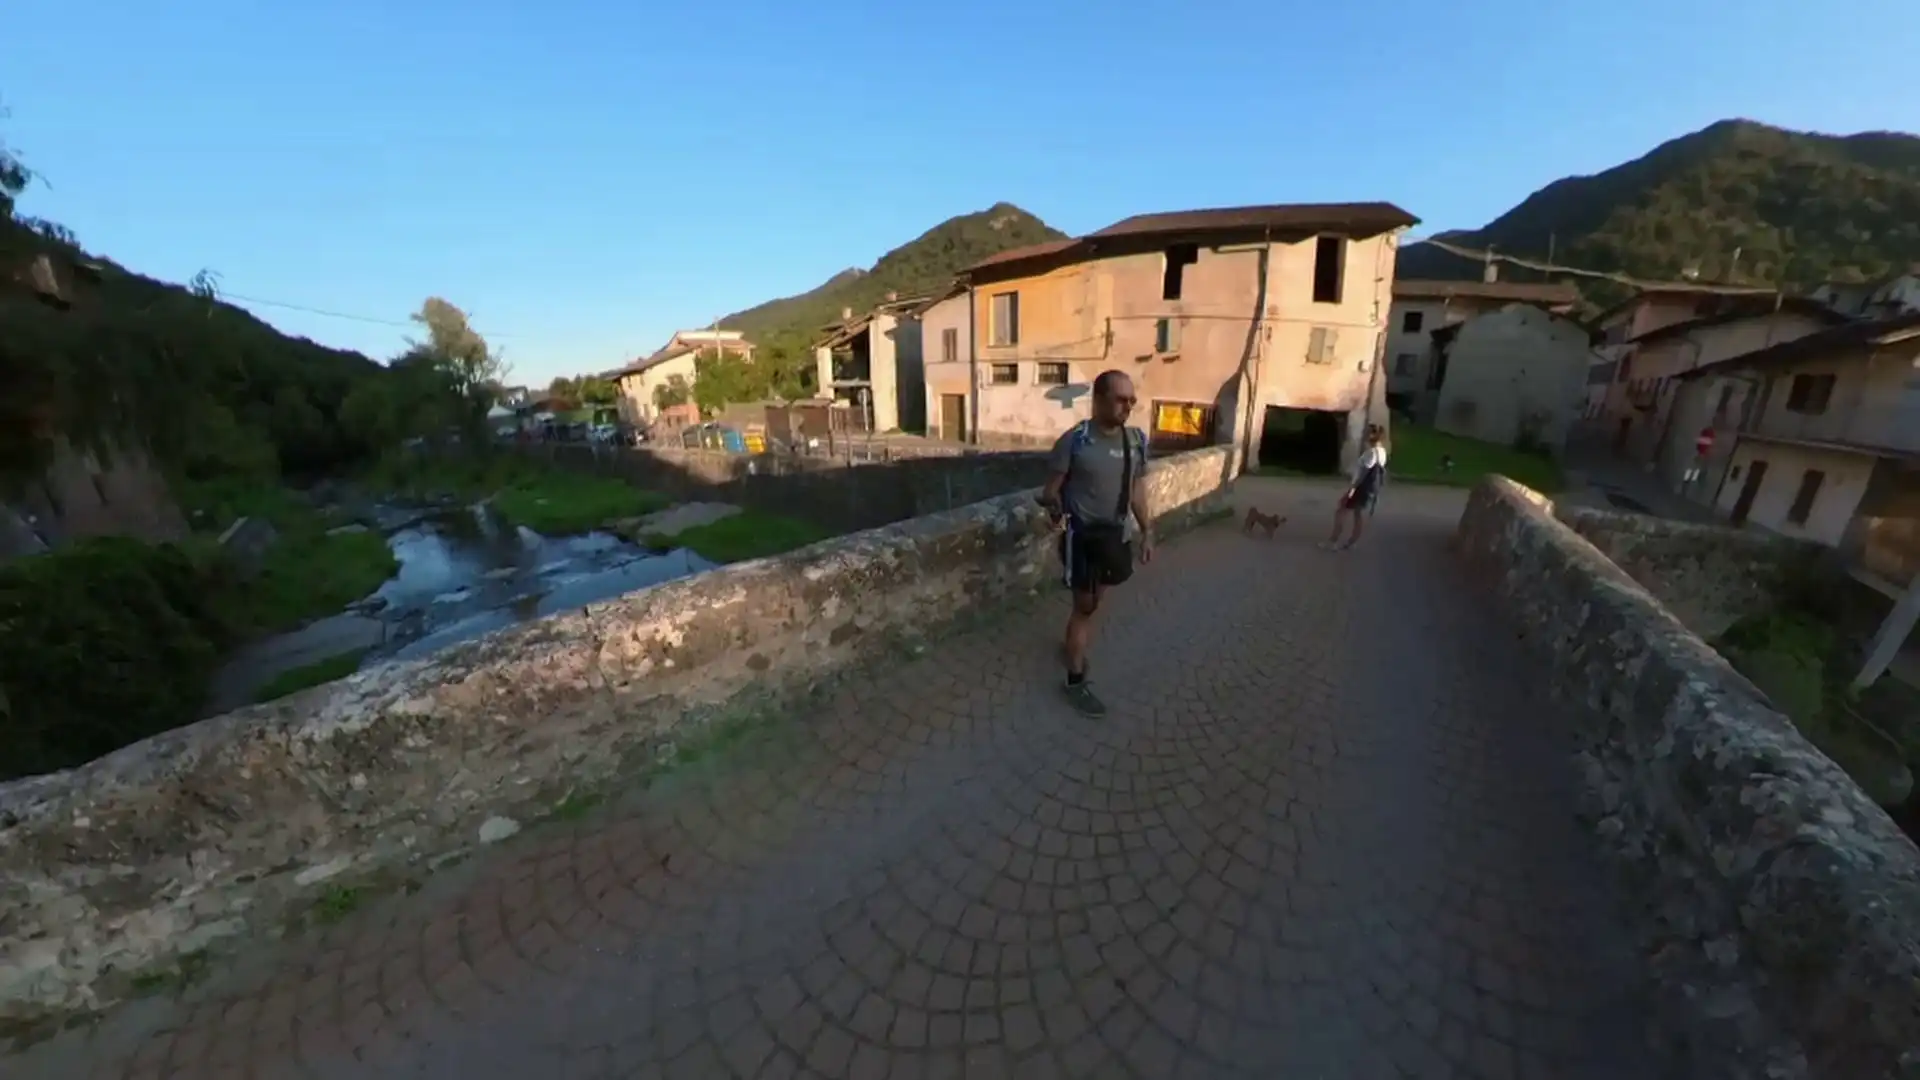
[1236,229,1273,472]
[966,282,979,445]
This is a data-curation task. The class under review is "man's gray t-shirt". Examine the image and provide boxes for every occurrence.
[1048,422,1149,528]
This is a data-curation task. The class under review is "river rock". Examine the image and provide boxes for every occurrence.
[629,502,742,542]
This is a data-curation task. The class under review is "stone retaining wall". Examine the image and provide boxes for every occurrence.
[1557,506,1834,640]
[0,446,1238,1028]
[525,443,1054,534]
[1456,475,1920,1080]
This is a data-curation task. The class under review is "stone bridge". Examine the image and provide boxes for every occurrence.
[5,451,1918,1079]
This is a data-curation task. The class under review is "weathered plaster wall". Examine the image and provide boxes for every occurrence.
[1457,475,1920,1080]
[0,446,1240,1028]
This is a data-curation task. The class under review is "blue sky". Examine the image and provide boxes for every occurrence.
[5,1,1917,388]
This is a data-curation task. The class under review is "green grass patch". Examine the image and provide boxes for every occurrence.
[549,790,604,822]
[660,511,832,564]
[230,527,397,635]
[312,884,366,926]
[251,649,370,704]
[1716,610,1915,807]
[368,450,667,535]
[490,471,669,535]
[1385,425,1565,493]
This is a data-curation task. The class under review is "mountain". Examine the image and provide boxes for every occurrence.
[1397,120,1920,291]
[722,202,1067,349]
[1,215,384,485]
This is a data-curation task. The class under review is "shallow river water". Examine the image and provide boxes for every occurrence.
[207,503,716,712]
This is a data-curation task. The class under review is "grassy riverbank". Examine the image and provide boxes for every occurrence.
[367,452,668,534]
[653,511,833,564]
[0,480,403,781]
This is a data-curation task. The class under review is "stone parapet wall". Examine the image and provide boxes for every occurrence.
[0,446,1238,1028]
[1556,506,1834,640]
[1456,475,1920,1079]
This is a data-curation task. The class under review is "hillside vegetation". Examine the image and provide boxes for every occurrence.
[1,121,519,780]
[1398,119,1920,290]
[721,202,1066,358]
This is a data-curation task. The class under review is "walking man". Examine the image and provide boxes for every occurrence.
[1039,370,1154,716]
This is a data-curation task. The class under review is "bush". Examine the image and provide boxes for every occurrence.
[0,538,234,780]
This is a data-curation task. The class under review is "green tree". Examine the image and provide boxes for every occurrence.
[653,375,690,413]
[577,375,618,406]
[410,297,506,399]
[691,349,766,416]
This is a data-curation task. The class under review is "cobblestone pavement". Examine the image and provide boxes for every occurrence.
[25,481,1667,1079]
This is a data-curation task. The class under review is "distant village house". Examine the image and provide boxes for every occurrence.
[1676,312,1920,589]
[614,329,753,429]
[813,293,926,434]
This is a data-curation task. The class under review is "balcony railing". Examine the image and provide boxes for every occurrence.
[1748,401,1920,455]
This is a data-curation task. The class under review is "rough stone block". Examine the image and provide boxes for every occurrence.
[1456,474,1920,1080]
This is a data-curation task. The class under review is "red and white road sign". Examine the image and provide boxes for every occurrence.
[1696,428,1716,456]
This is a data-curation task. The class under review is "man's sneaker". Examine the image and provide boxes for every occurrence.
[1064,679,1108,717]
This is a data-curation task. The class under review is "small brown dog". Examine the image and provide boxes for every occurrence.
[1242,507,1287,538]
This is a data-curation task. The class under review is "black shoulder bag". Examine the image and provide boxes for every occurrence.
[1076,427,1136,585]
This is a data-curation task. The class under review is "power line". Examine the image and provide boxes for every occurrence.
[1399,235,1779,293]
[220,290,521,338]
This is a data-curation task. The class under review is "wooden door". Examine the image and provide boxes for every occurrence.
[940,394,967,443]
[1731,460,1768,524]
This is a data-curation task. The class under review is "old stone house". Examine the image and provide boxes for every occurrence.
[918,201,1418,471]
[1426,305,1594,455]
[1383,276,1578,418]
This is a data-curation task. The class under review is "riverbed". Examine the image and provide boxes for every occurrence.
[207,502,716,712]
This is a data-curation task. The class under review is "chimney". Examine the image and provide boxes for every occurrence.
[841,306,853,320]
[1482,262,1499,284]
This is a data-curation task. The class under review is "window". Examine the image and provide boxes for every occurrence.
[1394,353,1416,375]
[941,327,959,363]
[1401,310,1424,333]
[1787,469,1825,525]
[989,363,1019,385]
[1306,326,1339,364]
[989,291,1020,346]
[1036,362,1069,386]
[1786,373,1836,414]
[1155,317,1182,353]
[1162,244,1199,301]
[1149,401,1218,452]
[1312,236,1345,304]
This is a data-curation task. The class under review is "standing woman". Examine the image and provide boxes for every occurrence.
[1321,423,1388,551]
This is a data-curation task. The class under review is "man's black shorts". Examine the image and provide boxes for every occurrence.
[1060,520,1133,592]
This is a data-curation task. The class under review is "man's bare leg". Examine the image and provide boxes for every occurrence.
[1063,587,1107,716]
